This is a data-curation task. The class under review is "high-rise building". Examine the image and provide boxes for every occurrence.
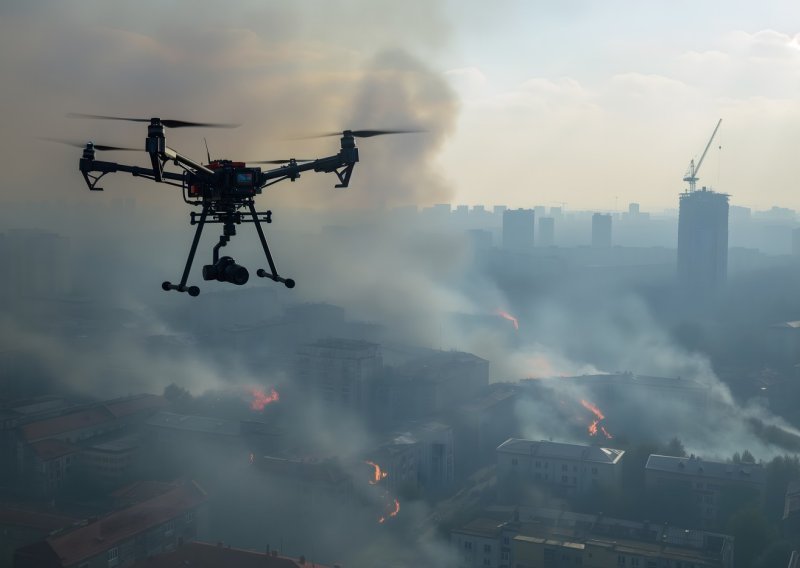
[677,189,729,291]
[538,217,555,247]
[296,339,383,413]
[502,209,535,252]
[591,213,612,248]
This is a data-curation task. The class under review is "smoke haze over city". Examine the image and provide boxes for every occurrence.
[2,2,800,568]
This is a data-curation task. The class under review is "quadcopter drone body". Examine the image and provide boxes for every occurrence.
[68,115,414,296]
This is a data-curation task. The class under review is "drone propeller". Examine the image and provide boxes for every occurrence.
[39,137,141,152]
[67,113,239,129]
[247,158,315,165]
[297,128,426,139]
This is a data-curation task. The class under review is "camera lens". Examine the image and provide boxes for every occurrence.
[222,261,249,285]
[206,256,248,285]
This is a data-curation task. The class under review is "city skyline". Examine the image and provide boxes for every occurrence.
[1,1,799,213]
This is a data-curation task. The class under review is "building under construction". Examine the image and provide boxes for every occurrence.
[677,188,729,292]
[677,119,728,293]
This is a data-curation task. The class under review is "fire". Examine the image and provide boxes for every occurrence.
[378,498,400,524]
[495,309,519,331]
[580,399,613,440]
[580,399,604,420]
[249,387,279,411]
[365,460,388,485]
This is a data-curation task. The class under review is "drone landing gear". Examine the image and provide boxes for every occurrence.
[160,203,295,297]
[248,203,295,289]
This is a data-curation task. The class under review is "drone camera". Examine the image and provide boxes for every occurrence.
[202,256,249,285]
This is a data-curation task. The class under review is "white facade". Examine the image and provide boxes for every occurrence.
[497,438,624,494]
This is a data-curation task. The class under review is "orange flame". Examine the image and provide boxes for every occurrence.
[365,460,388,485]
[580,399,604,420]
[378,498,400,523]
[495,309,519,331]
[581,399,613,439]
[250,387,279,411]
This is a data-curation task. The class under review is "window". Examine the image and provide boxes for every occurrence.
[484,544,491,553]
[511,458,518,466]
[108,547,119,567]
[464,541,473,550]
[502,551,509,561]
[591,467,598,475]
[573,465,577,472]
[186,511,195,523]
[535,461,541,468]
[503,537,509,545]
[631,558,640,567]
[164,520,175,537]
[562,464,568,471]
[562,475,568,483]
[483,559,491,566]
[617,555,626,566]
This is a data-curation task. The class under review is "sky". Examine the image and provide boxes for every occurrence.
[1,0,799,212]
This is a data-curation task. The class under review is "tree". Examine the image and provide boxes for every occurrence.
[742,449,756,464]
[163,383,193,412]
[664,437,687,458]
[725,507,774,568]
[765,455,800,520]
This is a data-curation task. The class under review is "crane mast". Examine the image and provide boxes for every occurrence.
[683,118,722,192]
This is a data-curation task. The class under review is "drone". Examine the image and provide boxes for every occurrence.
[53,113,420,297]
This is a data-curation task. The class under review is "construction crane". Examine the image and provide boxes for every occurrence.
[683,118,722,192]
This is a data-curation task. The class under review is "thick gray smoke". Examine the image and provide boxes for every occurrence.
[345,48,459,208]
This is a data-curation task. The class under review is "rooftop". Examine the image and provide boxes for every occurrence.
[104,394,166,418]
[255,456,350,486]
[401,350,488,372]
[310,337,379,351]
[146,411,241,436]
[511,524,726,566]
[110,480,177,507]
[453,517,506,539]
[129,541,331,568]
[21,407,115,442]
[45,480,207,566]
[86,432,141,453]
[497,438,625,464]
[646,454,765,484]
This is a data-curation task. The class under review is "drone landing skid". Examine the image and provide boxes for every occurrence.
[161,203,294,297]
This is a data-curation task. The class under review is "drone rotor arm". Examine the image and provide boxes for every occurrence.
[79,157,185,191]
